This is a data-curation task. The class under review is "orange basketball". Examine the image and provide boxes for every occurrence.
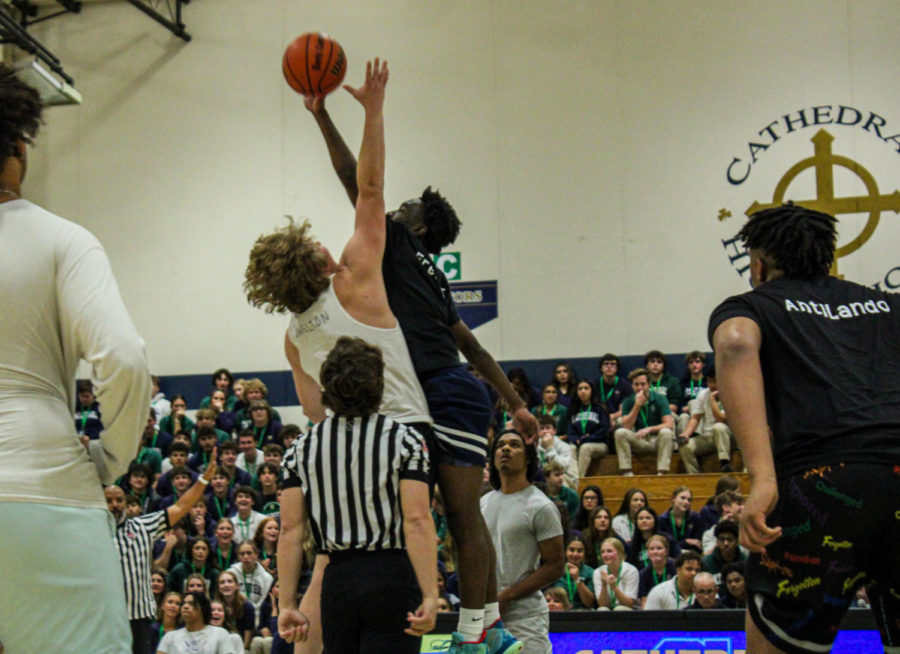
[282,32,347,97]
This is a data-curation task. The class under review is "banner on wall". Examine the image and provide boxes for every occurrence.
[717,104,900,290]
[450,280,497,329]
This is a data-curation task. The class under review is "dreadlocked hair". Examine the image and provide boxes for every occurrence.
[0,64,43,163]
[738,203,837,279]
[419,186,461,254]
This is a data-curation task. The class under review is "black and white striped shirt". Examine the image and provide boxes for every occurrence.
[282,413,429,552]
[114,510,170,619]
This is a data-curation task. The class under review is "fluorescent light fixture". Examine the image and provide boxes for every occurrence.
[14,58,82,106]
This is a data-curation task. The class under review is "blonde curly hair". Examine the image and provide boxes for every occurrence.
[244,218,330,315]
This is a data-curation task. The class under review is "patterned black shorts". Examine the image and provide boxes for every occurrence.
[746,462,900,653]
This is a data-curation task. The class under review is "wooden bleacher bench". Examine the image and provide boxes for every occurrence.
[578,450,749,515]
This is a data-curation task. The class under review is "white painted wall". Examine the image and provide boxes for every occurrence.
[19,0,900,375]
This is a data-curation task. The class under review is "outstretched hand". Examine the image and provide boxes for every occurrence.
[344,58,389,110]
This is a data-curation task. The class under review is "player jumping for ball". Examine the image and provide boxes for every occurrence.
[301,83,537,654]
[710,203,900,654]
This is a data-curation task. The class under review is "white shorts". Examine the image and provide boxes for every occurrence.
[0,502,131,653]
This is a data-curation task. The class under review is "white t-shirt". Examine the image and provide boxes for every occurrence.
[0,200,149,509]
[157,625,237,653]
[592,561,639,608]
[232,510,265,544]
[480,485,563,620]
[688,388,720,437]
[611,514,633,543]
[644,577,694,610]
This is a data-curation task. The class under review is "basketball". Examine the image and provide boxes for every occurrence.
[282,32,347,97]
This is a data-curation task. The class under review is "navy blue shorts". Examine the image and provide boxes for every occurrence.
[746,462,900,654]
[419,366,492,467]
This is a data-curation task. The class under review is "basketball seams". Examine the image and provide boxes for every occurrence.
[303,33,316,98]
[282,32,346,98]
[283,48,309,95]
[317,37,334,96]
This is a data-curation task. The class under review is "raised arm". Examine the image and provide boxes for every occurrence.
[284,332,325,423]
[338,58,389,278]
[303,95,359,207]
[713,316,782,553]
[166,446,218,526]
[450,319,538,442]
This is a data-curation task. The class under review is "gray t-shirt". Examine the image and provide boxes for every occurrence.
[481,485,563,619]
[157,625,236,654]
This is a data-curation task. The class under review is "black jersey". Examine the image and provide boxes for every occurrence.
[382,218,462,375]
[708,275,900,476]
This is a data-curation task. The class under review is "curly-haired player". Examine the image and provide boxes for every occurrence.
[711,203,900,654]
[0,64,150,652]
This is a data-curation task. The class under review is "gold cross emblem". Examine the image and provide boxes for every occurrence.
[746,129,900,277]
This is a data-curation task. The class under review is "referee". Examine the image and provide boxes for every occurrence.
[105,446,218,654]
[277,336,439,653]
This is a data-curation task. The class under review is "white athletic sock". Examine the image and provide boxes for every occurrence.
[457,608,484,642]
[484,602,501,629]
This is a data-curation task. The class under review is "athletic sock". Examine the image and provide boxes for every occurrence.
[457,608,484,642]
[484,602,501,629]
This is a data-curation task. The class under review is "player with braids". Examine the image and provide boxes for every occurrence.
[0,64,151,651]
[711,203,900,653]
[735,201,836,280]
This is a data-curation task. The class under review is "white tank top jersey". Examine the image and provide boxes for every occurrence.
[287,282,432,425]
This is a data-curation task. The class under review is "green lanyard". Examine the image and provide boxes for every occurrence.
[670,512,686,541]
[190,562,205,576]
[236,516,252,542]
[255,426,266,448]
[599,377,617,402]
[541,404,559,418]
[652,566,668,586]
[214,495,228,519]
[564,567,577,601]
[216,546,229,570]
[607,564,623,608]
[80,409,90,432]
[689,377,702,398]
[579,407,591,434]
[638,406,649,428]
[675,587,694,609]
[150,431,158,451]
[241,569,253,596]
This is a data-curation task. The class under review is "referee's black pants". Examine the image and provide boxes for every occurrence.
[130,618,153,654]
[322,549,422,654]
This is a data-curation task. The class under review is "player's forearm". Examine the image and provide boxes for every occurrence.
[403,515,439,601]
[502,558,564,602]
[168,478,207,525]
[311,108,359,206]
[356,106,385,199]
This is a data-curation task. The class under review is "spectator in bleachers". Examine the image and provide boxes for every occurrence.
[151,375,172,423]
[74,379,104,439]
[701,520,744,577]
[535,415,576,490]
[643,551,703,610]
[136,411,164,477]
[542,461,579,519]
[581,506,619,569]
[256,463,281,513]
[193,408,231,445]
[566,380,612,478]
[188,426,219,475]
[233,485,266,544]
[627,506,680,570]
[611,487,648,547]
[719,561,747,608]
[697,474,741,530]
[126,493,143,518]
[262,444,284,469]
[614,368,675,476]
[160,440,195,487]
[638,535,677,608]
[690,572,724,609]
[279,423,301,451]
[206,467,237,521]
[158,467,197,512]
[228,540,274,625]
[232,378,247,415]
[596,354,633,428]
[210,389,239,436]
[246,400,282,450]
[545,587,571,612]
[593,538,639,611]
[551,536,595,610]
[677,367,734,474]
[532,383,568,436]
[156,591,234,653]
[643,350,682,417]
[507,367,540,409]
[677,351,708,433]
[211,518,239,570]
[209,599,246,653]
[235,379,282,430]
[151,569,169,611]
[154,516,191,572]
[184,573,211,598]
[236,430,265,480]
[218,440,253,489]
[701,490,744,554]
[124,462,161,514]
[254,516,280,577]
[150,591,182,652]
[188,498,216,540]
[216,569,255,650]
[571,485,603,534]
[159,395,194,444]
[168,537,219,595]
[657,486,704,553]
[199,368,238,411]
[550,362,578,408]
